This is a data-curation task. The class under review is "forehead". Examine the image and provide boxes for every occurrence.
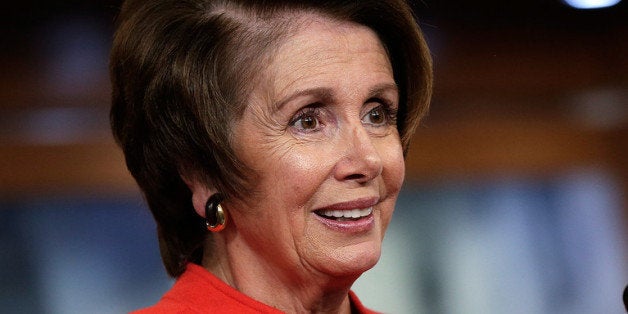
[257,15,394,101]
[279,16,385,57]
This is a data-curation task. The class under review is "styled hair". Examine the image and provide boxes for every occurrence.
[110,0,432,277]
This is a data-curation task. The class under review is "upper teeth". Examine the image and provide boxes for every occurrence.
[320,207,373,219]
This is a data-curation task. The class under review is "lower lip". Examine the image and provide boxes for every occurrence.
[313,212,375,233]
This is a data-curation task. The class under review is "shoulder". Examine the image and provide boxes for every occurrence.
[131,300,192,314]
[131,264,284,314]
[349,291,381,314]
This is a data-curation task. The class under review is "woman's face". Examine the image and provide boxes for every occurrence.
[230,17,405,280]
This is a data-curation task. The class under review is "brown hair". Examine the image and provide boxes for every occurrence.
[110,0,432,277]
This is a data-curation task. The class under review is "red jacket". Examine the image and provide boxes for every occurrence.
[132,263,379,313]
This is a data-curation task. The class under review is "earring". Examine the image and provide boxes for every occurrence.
[205,193,227,232]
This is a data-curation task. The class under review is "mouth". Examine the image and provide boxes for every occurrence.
[314,207,373,221]
[312,197,379,231]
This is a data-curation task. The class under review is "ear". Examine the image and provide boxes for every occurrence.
[181,175,218,219]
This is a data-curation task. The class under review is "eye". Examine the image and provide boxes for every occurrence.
[290,107,322,132]
[362,105,388,126]
[294,115,319,130]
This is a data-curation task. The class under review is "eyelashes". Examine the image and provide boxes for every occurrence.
[367,98,398,125]
[288,98,398,134]
[289,106,323,132]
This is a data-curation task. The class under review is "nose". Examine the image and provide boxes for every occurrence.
[333,124,383,183]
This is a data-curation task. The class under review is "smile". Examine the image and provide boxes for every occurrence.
[316,207,373,221]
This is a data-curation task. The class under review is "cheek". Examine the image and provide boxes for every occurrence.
[275,145,335,202]
[378,139,405,226]
[381,139,406,192]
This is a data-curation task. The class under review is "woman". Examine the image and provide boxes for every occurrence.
[110,0,432,312]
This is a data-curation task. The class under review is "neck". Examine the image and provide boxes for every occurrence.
[202,233,358,314]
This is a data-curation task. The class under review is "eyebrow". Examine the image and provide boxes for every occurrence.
[272,82,399,112]
[366,82,399,100]
[272,87,334,112]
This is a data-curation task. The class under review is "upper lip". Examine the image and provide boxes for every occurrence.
[316,196,379,211]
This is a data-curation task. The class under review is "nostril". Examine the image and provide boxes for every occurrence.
[345,173,365,181]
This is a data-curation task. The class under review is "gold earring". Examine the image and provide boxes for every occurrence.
[205,193,227,232]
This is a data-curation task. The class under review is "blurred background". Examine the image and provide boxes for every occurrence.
[1,0,627,313]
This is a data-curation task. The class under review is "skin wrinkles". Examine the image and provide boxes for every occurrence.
[196,15,406,313]
[245,96,295,159]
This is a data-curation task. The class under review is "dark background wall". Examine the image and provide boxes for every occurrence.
[0,1,626,313]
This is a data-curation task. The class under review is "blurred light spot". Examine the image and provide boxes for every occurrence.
[569,88,628,130]
[562,0,622,9]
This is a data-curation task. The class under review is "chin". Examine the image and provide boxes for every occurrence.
[322,239,383,278]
